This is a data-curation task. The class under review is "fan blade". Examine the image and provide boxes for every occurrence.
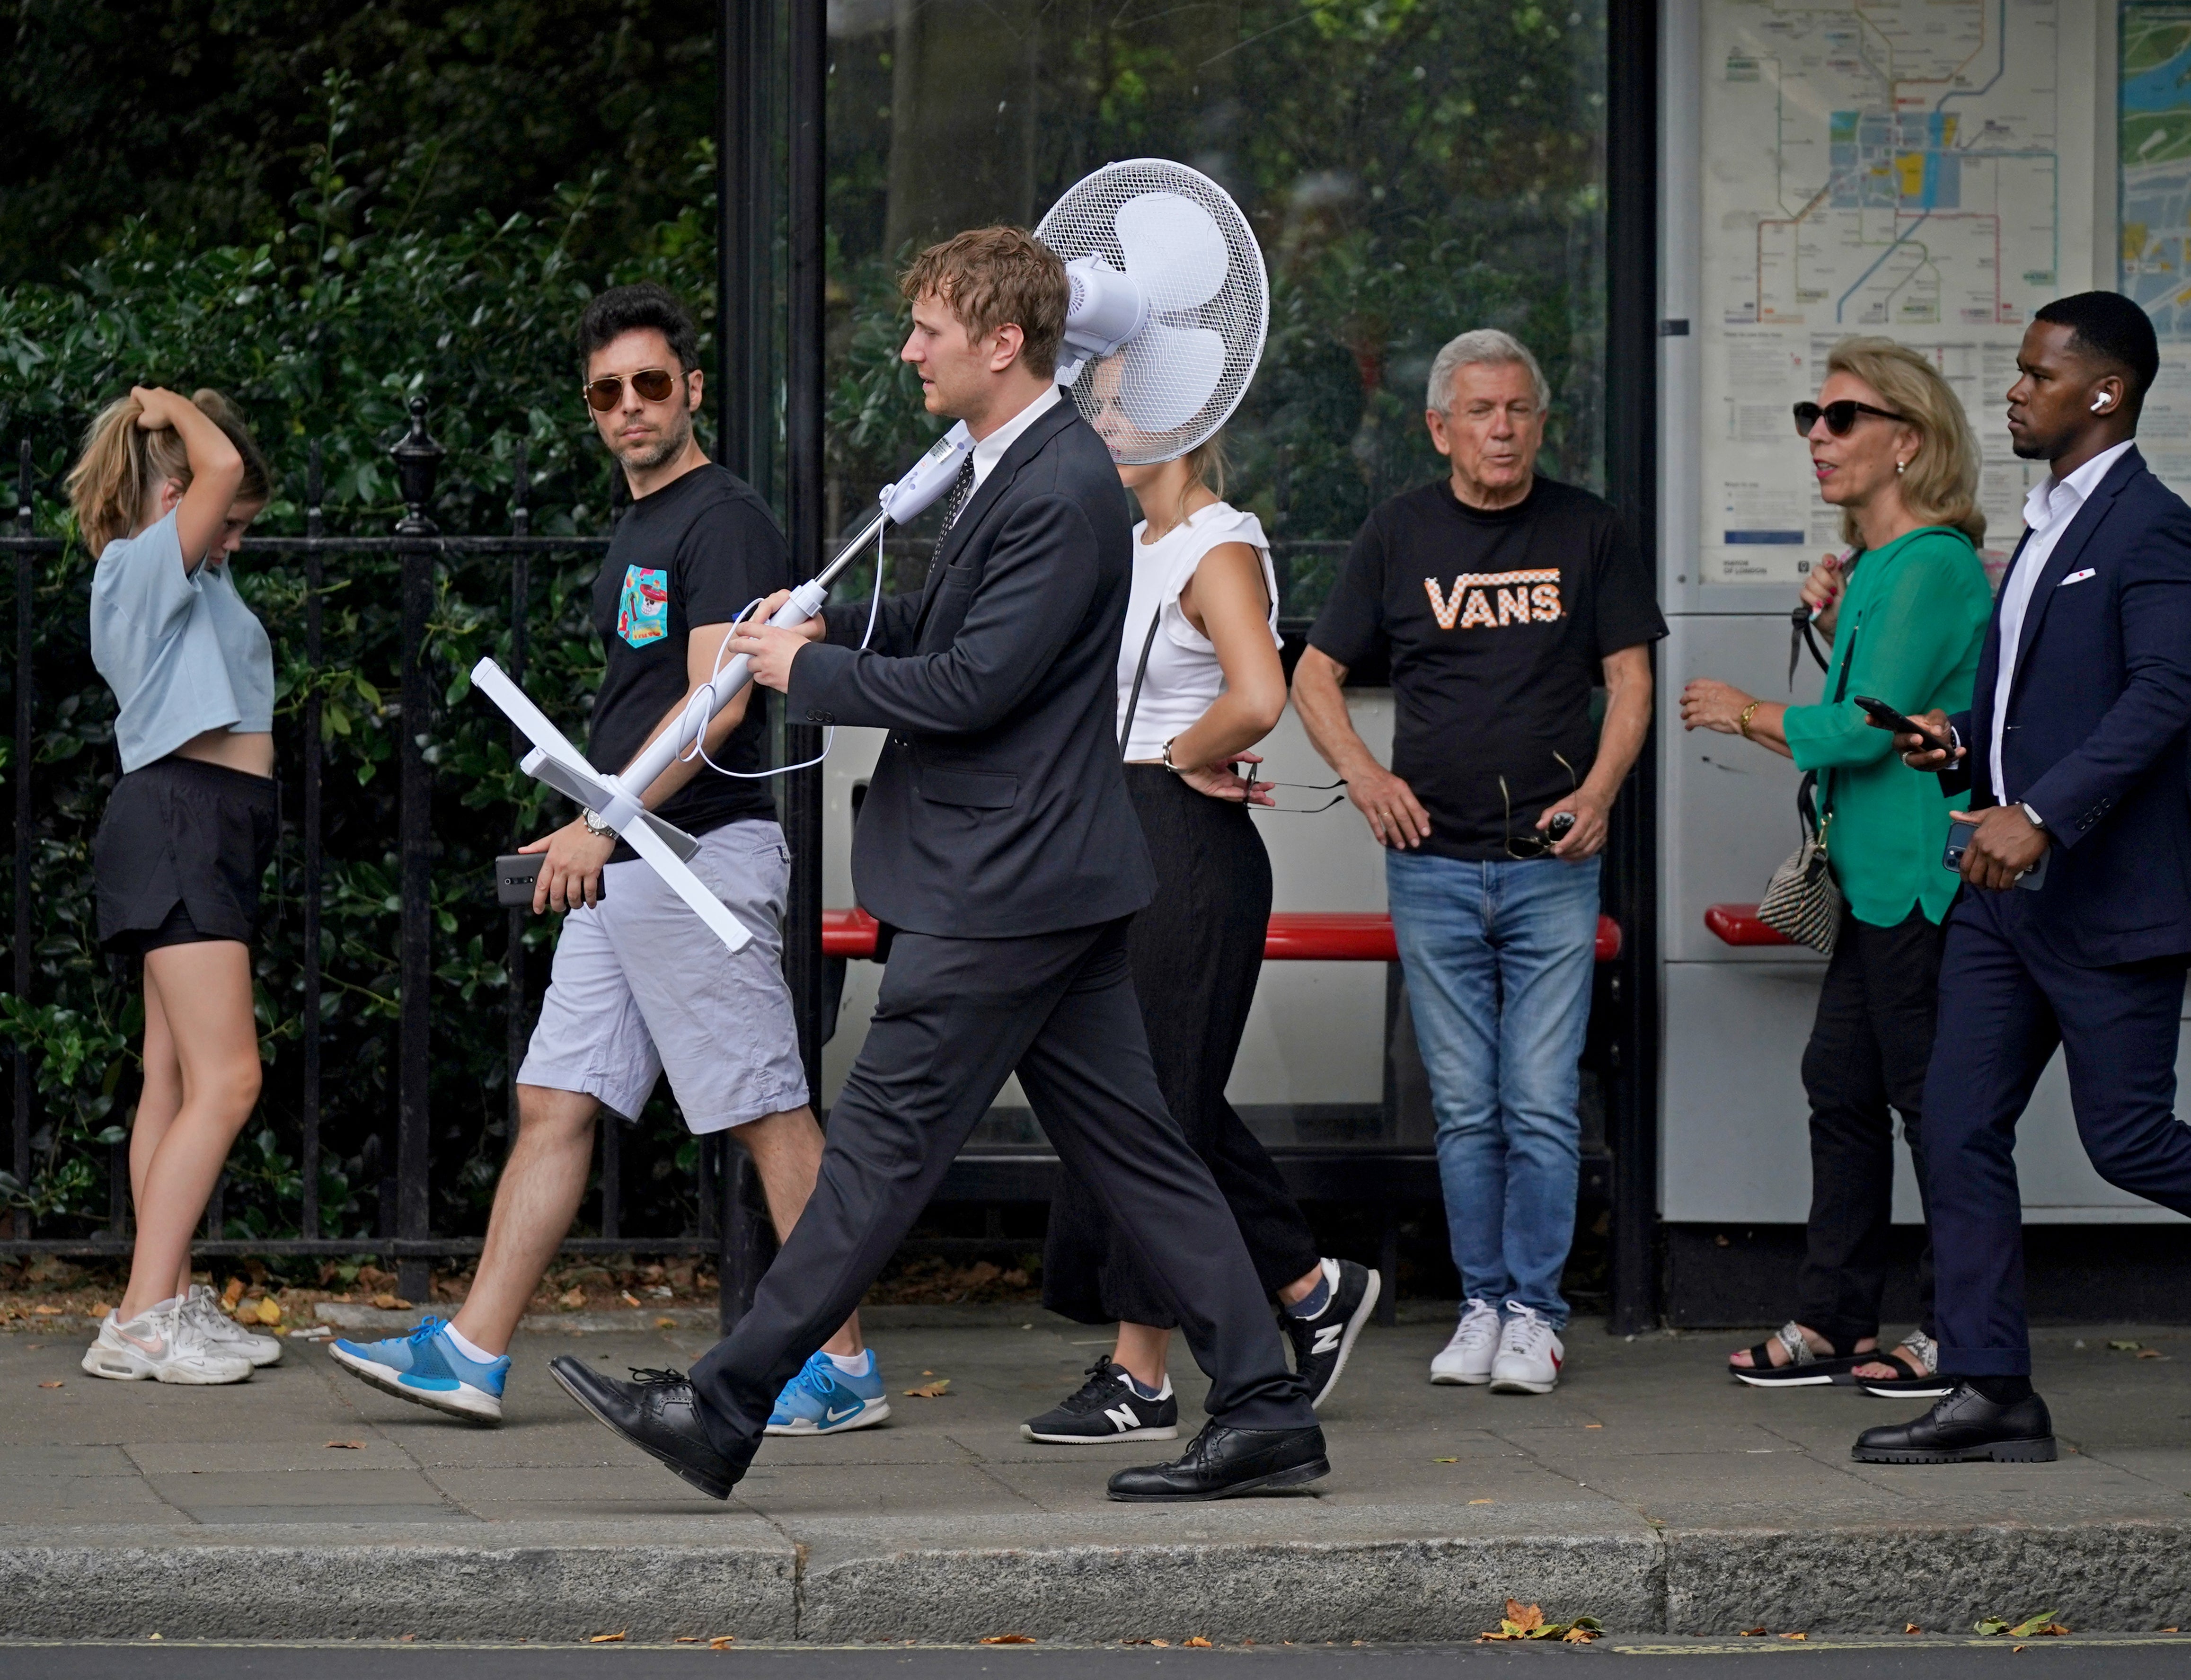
[1114,193,1228,313]
[1117,324,1227,433]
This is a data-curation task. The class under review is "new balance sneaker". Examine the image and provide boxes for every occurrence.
[81,1299,253,1385]
[1430,1298,1502,1386]
[1488,1301,1564,1395]
[181,1283,283,1368]
[764,1349,891,1435]
[329,1317,509,1423]
[1021,1357,1179,1444]
[1282,1258,1381,1408]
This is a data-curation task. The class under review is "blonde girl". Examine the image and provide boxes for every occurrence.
[69,387,286,1385]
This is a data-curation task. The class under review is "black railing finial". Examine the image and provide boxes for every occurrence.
[16,440,30,531]
[390,396,445,536]
[511,437,530,539]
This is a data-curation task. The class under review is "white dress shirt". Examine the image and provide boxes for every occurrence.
[1988,438,2134,808]
[968,383,1062,493]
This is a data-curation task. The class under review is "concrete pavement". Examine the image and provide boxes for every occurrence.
[0,1305,2184,1644]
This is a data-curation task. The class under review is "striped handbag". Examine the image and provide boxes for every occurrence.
[1757,774,1841,954]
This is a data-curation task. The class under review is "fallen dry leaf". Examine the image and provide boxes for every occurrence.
[2108,1339,2142,1351]
[85,1301,109,1318]
[589,1630,627,1644]
[326,1441,365,1450]
[978,1634,1035,1645]
[31,1305,61,1317]
[1781,1632,1808,1641]
[1584,1423,1603,1429]
[2007,1612,2065,1638]
[657,1317,676,1329]
[222,1277,246,1310]
[1562,1626,1600,1644]
[1431,1456,1458,1463]
[38,1380,62,1389]
[254,1297,282,1326]
[709,1636,735,1649]
[2137,1349,2164,1360]
[903,1379,952,1397]
[370,1293,411,1311]
[1468,1498,1494,1505]
[559,1288,586,1309]
[674,1636,698,1644]
[1906,1624,1923,1635]
[1506,1601,1545,1633]
[1148,1640,1171,1648]
[1740,1627,1768,1637]
[1183,1637,1212,1648]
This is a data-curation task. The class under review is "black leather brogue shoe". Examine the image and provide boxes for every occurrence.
[1851,1383,2058,1465]
[1107,1420,1329,1502]
[549,1357,745,1498]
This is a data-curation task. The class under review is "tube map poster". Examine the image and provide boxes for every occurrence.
[1700,0,2094,584]
[2122,2,2191,495]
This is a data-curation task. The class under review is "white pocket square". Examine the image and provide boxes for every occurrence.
[2058,568,2096,587]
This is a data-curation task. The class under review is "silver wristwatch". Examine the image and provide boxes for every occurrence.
[580,807,617,838]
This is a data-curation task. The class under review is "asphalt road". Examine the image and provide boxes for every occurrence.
[2,1638,2187,1678]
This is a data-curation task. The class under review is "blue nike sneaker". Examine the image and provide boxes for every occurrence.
[329,1317,510,1424]
[764,1348,891,1435]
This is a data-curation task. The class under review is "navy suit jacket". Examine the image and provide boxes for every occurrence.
[1942,444,2191,966]
[784,399,1156,939]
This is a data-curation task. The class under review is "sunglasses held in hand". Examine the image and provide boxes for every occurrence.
[584,368,680,411]
[1792,399,1908,437]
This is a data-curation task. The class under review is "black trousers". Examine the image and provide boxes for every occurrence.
[1044,769,1321,1327]
[1795,904,1943,1348]
[687,918,1316,1468]
[1924,887,2191,1375]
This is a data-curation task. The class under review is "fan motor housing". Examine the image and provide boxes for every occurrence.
[1060,256,1149,374]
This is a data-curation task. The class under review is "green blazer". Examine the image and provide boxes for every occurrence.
[1781,525,1993,928]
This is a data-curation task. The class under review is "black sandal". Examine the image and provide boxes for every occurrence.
[1729,1321,1867,1388]
[1856,1333,1953,1398]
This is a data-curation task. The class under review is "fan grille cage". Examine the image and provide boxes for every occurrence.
[1037,159,1269,465]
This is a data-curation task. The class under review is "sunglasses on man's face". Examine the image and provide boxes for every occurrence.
[1792,399,1908,438]
[584,368,680,412]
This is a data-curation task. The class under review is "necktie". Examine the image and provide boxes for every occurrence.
[931,455,977,566]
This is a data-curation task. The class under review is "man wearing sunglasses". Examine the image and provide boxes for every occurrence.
[332,283,880,1434]
[1293,328,1664,1398]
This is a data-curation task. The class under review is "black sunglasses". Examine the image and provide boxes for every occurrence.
[1793,399,1908,437]
[584,368,680,412]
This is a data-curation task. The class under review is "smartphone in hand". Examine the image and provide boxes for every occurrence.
[1852,695,1956,758]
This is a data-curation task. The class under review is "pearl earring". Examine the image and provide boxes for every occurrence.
[1896,460,1907,475]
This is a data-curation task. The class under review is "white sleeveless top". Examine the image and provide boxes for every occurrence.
[1114,502,1281,760]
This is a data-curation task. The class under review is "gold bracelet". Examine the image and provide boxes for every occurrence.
[1737,700,1762,741]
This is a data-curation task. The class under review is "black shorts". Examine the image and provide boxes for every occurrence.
[95,758,278,956]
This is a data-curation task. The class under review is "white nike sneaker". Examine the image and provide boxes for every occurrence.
[1488,1301,1564,1395]
[181,1283,283,1367]
[81,1299,254,1385]
[1430,1297,1502,1386]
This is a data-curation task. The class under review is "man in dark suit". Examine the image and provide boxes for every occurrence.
[550,227,1326,1502]
[1860,292,2191,1465]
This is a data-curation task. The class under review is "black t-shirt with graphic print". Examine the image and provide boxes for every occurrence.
[1308,475,1666,862]
[586,463,790,854]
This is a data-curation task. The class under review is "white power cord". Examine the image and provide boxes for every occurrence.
[677,517,890,779]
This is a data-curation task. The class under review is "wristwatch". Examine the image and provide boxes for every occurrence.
[580,807,617,838]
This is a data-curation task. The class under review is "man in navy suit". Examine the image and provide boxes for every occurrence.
[1861,292,2191,1465]
[548,228,1325,1503]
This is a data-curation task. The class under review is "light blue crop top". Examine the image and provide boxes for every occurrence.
[90,509,275,774]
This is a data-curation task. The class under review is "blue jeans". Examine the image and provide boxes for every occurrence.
[1387,852,1601,1329]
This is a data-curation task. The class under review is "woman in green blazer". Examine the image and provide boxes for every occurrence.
[1681,337,1994,1396]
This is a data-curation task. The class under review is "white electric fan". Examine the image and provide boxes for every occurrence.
[470,158,1270,952]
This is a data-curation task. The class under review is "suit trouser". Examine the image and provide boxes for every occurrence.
[1924,888,2191,1376]
[687,917,1317,1467]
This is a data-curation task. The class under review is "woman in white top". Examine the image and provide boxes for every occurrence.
[67,387,285,1386]
[1026,435,1381,1445]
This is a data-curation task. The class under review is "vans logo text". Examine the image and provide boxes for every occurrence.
[1424,569,1563,631]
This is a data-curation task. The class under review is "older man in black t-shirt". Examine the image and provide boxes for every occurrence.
[329,285,885,1433]
[1295,328,1664,1397]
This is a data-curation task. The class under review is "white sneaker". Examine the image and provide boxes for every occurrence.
[1430,1298,1502,1386]
[1488,1301,1564,1395]
[181,1283,283,1368]
[81,1299,254,1385]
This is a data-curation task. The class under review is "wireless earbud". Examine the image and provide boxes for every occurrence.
[2092,393,2112,412]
